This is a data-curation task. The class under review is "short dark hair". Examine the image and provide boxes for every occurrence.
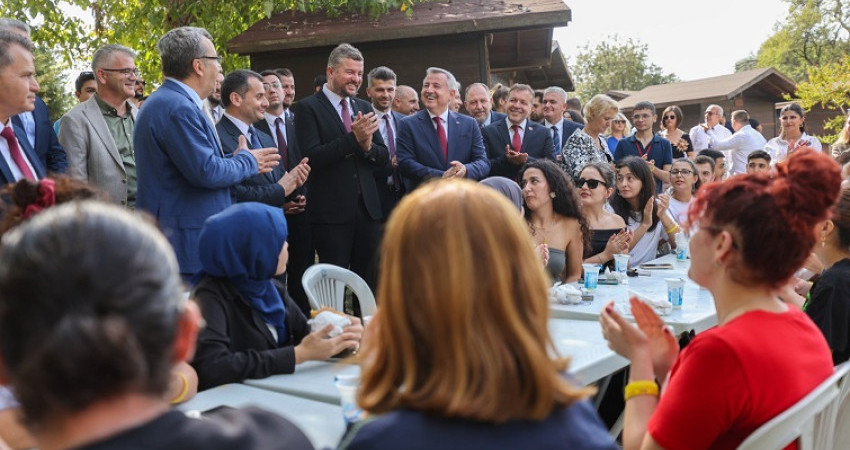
[694,155,716,172]
[367,65,397,88]
[747,150,771,162]
[313,74,326,88]
[633,101,656,115]
[274,67,293,78]
[75,71,96,93]
[221,69,263,108]
[698,149,725,162]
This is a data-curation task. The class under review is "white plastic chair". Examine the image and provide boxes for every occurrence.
[737,361,850,450]
[301,263,376,317]
[830,361,850,449]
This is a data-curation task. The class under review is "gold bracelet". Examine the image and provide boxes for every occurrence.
[624,380,659,401]
[170,371,190,404]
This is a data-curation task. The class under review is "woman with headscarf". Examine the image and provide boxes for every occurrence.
[191,202,363,391]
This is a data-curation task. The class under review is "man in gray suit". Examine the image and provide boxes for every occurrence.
[60,44,139,207]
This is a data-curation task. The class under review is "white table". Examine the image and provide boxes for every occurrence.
[550,255,718,334]
[245,360,359,405]
[549,318,629,386]
[177,383,345,449]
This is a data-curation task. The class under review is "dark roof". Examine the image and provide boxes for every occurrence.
[228,0,571,54]
[617,68,797,109]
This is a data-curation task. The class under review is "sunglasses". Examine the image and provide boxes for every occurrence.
[577,178,607,189]
[663,115,676,121]
[613,119,626,124]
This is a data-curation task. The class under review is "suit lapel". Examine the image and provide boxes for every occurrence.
[417,111,443,165]
[83,99,124,171]
[316,91,347,135]
[497,120,511,150]
[10,120,45,178]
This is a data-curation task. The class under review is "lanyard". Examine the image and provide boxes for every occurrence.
[636,139,653,158]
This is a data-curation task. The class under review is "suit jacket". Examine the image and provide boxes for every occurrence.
[0,123,46,185]
[134,79,258,274]
[482,118,556,179]
[372,110,407,217]
[293,91,389,224]
[59,96,138,206]
[396,109,490,191]
[12,96,67,174]
[544,118,584,150]
[254,112,306,200]
[216,115,288,206]
[489,111,507,125]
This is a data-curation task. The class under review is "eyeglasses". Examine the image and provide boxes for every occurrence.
[613,119,626,124]
[263,82,283,90]
[101,67,140,78]
[670,169,693,176]
[577,178,607,189]
[196,55,222,63]
[663,115,676,121]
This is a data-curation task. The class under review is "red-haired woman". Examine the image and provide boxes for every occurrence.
[600,150,840,449]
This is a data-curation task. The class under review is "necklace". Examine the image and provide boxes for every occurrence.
[530,217,560,245]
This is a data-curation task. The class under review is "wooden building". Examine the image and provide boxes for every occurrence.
[615,68,798,140]
[228,0,575,102]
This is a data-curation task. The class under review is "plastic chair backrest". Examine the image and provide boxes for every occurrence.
[737,362,850,450]
[301,263,376,317]
[830,361,850,450]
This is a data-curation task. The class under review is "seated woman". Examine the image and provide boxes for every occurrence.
[804,188,850,364]
[601,150,839,449]
[342,179,617,450]
[578,162,630,268]
[0,202,314,448]
[191,202,362,391]
[609,157,679,267]
[665,158,701,236]
[519,160,587,282]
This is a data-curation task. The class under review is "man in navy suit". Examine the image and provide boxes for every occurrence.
[366,65,406,220]
[541,86,583,157]
[464,82,505,128]
[482,84,556,180]
[134,27,280,276]
[293,43,389,290]
[0,31,46,185]
[396,67,489,191]
[1,18,67,174]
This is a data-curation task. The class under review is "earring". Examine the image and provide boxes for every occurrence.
[821,235,826,248]
[549,192,556,199]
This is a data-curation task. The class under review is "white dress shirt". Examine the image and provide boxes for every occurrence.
[708,125,768,175]
[263,111,288,148]
[0,120,39,181]
[374,109,396,149]
[689,123,731,152]
[764,132,823,164]
[322,84,353,125]
[508,118,527,144]
[427,109,450,141]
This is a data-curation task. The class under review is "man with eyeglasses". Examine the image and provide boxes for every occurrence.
[60,44,141,208]
[1,18,67,175]
[134,27,281,278]
[613,101,673,193]
[689,104,732,154]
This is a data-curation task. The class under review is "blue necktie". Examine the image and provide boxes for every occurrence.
[551,125,560,150]
[248,125,261,149]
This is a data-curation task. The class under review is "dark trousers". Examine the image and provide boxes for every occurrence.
[284,211,313,316]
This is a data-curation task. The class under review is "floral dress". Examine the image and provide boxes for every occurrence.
[559,129,612,180]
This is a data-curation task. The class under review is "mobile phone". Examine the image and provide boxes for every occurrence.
[639,263,674,270]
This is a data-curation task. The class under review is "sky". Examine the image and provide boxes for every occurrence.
[553,0,789,81]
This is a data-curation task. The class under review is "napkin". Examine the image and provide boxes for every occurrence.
[628,289,673,316]
[309,311,352,337]
[549,283,583,305]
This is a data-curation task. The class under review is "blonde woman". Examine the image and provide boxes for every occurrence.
[343,179,617,450]
[606,112,631,152]
[560,94,620,179]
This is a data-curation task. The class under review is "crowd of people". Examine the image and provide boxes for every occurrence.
[1,15,850,449]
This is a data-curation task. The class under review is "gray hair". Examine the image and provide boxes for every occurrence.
[509,83,535,98]
[707,104,724,118]
[328,43,363,69]
[91,44,136,72]
[465,82,489,97]
[543,86,568,103]
[367,65,396,88]
[425,67,457,92]
[0,31,33,71]
[156,27,213,79]
[0,18,30,36]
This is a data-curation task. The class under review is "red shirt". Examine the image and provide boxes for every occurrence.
[648,307,833,450]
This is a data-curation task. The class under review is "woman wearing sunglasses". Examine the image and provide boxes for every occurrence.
[658,106,693,160]
[600,150,839,450]
[578,162,630,268]
[665,158,701,236]
[520,160,588,283]
[606,112,632,153]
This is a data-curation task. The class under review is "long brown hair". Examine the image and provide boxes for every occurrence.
[358,179,591,423]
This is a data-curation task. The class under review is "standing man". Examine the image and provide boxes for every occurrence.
[706,109,766,176]
[482,83,555,180]
[203,70,224,124]
[689,104,732,152]
[541,86,583,155]
[1,18,67,174]
[134,27,280,277]
[255,68,313,314]
[463,82,505,128]
[613,101,673,192]
[396,67,489,190]
[0,31,46,185]
[366,65,406,219]
[293,43,389,289]
[392,85,419,116]
[530,89,544,122]
[60,44,140,208]
[54,71,97,136]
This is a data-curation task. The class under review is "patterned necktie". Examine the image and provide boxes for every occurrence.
[551,125,560,150]
[511,124,522,151]
[433,116,448,161]
[275,117,289,171]
[341,99,352,132]
[0,126,35,181]
[247,125,261,149]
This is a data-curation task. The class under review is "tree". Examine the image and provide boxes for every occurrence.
[793,55,850,144]
[755,0,850,81]
[571,36,678,103]
[734,54,758,73]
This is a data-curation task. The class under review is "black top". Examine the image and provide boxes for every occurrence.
[191,277,311,391]
[589,228,622,271]
[671,133,694,159]
[806,258,850,364]
[76,408,314,450]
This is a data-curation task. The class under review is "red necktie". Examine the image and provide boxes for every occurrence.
[274,117,289,171]
[0,126,35,181]
[433,116,448,161]
[511,124,522,151]
[340,99,352,132]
